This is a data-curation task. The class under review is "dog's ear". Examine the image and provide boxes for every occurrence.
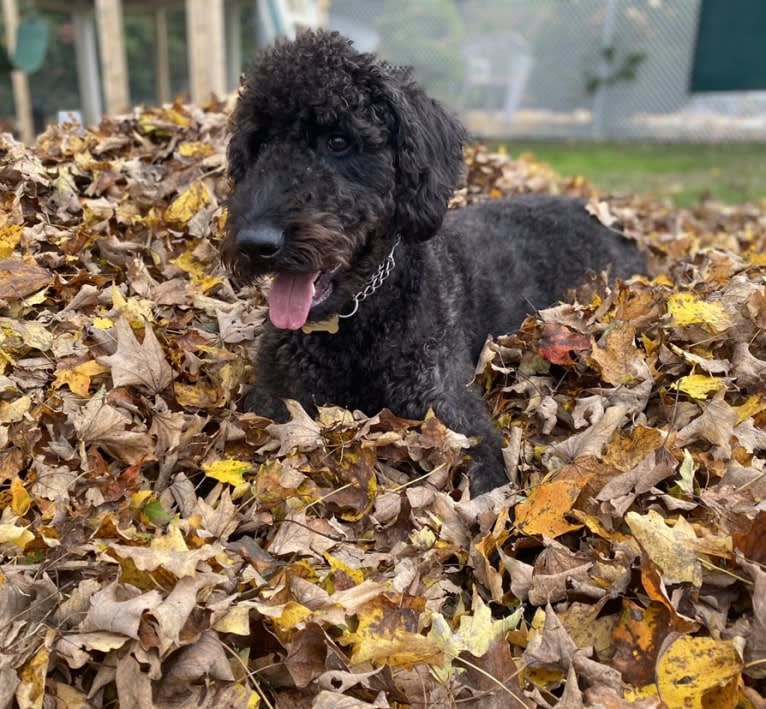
[386,76,466,242]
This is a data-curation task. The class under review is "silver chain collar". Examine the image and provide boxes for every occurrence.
[338,236,401,319]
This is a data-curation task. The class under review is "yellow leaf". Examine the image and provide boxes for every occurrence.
[274,601,312,634]
[111,284,127,310]
[11,477,30,515]
[0,224,22,258]
[734,395,766,424]
[657,636,741,709]
[174,380,225,408]
[53,359,109,397]
[673,373,725,399]
[341,595,441,668]
[626,510,702,586]
[110,286,154,322]
[138,107,190,133]
[624,684,659,701]
[429,593,522,679]
[0,394,31,423]
[130,490,153,508]
[0,522,34,549]
[165,181,210,226]
[666,292,733,332]
[170,249,222,292]
[92,316,113,329]
[202,458,253,485]
[178,141,215,158]
[17,637,51,709]
[324,552,365,585]
[214,603,252,636]
[150,523,189,553]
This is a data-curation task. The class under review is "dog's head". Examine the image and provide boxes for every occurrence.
[222,30,465,330]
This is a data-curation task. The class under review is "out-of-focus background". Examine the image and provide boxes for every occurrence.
[2,0,765,205]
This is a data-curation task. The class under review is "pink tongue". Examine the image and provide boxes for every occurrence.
[269,272,320,330]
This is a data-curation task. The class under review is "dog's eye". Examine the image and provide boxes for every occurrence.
[327,134,351,154]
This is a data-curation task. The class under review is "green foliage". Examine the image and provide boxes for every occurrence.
[494,140,766,207]
[585,46,646,94]
[375,0,464,105]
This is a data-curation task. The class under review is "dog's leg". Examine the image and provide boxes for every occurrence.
[390,347,509,495]
[430,385,509,495]
[243,339,318,422]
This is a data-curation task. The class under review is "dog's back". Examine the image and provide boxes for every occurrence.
[439,194,644,357]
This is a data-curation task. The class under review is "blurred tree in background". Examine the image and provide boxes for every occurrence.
[375,0,464,105]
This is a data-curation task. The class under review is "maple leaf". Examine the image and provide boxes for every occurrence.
[72,387,154,464]
[265,399,323,456]
[97,316,174,394]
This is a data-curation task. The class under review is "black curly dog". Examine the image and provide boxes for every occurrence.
[223,30,644,495]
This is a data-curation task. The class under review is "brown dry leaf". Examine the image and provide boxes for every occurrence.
[523,603,578,671]
[143,574,223,654]
[597,447,676,501]
[160,629,235,687]
[114,654,155,708]
[72,388,154,464]
[733,511,766,565]
[72,407,145,469]
[742,560,766,678]
[0,258,52,299]
[591,324,644,385]
[549,405,628,463]
[674,392,738,457]
[265,399,323,455]
[97,316,174,394]
[586,198,619,228]
[81,582,163,638]
[107,541,224,578]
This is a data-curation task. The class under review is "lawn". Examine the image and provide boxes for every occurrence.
[497,141,766,207]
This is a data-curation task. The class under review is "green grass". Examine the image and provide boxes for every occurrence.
[494,141,766,207]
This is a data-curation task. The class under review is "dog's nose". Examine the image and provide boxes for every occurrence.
[236,223,285,260]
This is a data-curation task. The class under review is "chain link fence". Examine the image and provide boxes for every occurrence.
[328,0,766,142]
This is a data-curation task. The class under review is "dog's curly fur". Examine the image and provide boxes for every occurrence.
[223,30,645,495]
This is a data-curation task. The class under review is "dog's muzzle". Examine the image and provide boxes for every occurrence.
[236,223,284,260]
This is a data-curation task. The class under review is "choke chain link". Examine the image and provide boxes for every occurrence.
[338,235,401,319]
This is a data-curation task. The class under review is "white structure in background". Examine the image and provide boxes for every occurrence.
[460,33,533,123]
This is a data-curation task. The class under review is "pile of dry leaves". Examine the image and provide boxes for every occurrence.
[1,100,765,708]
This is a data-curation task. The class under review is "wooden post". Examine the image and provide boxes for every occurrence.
[72,8,103,126]
[154,7,171,104]
[185,0,226,104]
[94,0,130,114]
[1,0,34,143]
